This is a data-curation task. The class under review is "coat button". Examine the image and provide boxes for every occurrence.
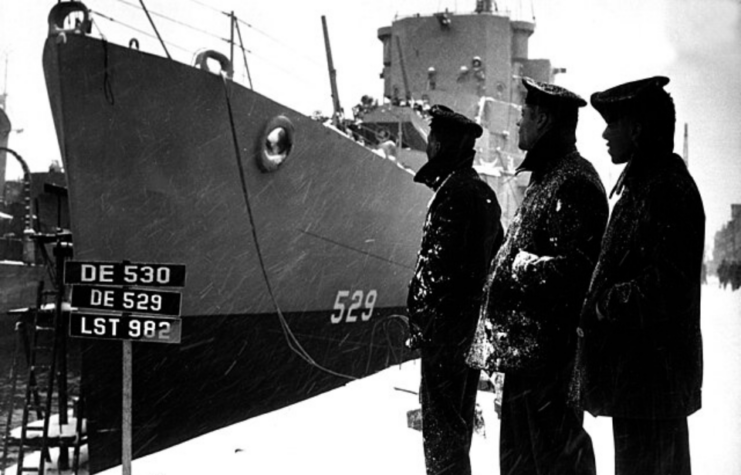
[576,327,585,338]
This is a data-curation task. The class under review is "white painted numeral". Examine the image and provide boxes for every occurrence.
[331,290,350,323]
[123,265,172,285]
[361,290,377,321]
[346,290,363,322]
[158,322,171,339]
[330,289,378,324]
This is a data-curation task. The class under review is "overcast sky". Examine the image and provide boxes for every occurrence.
[1,0,739,246]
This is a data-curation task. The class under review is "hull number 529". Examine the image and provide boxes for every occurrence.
[330,289,378,324]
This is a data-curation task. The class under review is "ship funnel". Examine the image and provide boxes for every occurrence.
[511,20,535,60]
[378,26,392,67]
[475,0,494,14]
[378,26,393,98]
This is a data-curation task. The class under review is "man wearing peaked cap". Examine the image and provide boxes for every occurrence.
[407,104,503,475]
[521,76,588,107]
[590,75,669,125]
[472,77,607,475]
[427,103,484,138]
[572,76,704,475]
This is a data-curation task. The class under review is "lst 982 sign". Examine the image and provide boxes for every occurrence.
[69,313,182,343]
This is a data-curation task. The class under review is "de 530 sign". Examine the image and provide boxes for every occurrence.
[64,261,186,287]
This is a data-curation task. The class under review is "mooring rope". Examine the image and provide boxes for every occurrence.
[219,77,359,381]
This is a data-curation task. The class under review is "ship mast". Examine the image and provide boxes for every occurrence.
[321,16,343,128]
[683,122,689,167]
[138,0,171,59]
[1,54,7,109]
[229,11,235,67]
[395,36,411,102]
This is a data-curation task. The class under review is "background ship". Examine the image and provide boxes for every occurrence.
[360,0,559,228]
[1,91,79,475]
[33,0,557,472]
[1,104,70,321]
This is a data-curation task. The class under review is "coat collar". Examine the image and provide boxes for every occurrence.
[414,150,476,191]
[516,131,578,183]
[610,150,682,198]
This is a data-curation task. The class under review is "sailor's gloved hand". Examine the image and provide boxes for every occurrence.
[405,322,425,351]
[512,250,539,282]
[512,250,553,286]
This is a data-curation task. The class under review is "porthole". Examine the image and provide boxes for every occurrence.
[257,116,295,172]
[495,82,506,99]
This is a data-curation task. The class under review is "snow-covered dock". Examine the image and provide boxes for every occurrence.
[83,282,739,474]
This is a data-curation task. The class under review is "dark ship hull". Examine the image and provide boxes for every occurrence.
[43,28,429,472]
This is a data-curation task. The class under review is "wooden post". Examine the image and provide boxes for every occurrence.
[122,340,133,475]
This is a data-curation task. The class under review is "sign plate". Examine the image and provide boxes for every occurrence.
[64,261,186,287]
[70,313,182,344]
[71,285,182,316]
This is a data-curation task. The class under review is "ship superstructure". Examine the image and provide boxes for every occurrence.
[368,1,559,226]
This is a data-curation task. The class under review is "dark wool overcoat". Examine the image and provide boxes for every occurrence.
[480,136,608,373]
[407,152,503,355]
[573,152,705,420]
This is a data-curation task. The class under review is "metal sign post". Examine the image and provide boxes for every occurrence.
[123,340,133,475]
[64,260,186,474]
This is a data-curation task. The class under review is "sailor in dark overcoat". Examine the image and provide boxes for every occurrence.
[572,76,705,475]
[476,78,607,475]
[407,104,503,475]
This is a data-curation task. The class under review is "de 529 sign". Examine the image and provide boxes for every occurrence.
[71,285,181,316]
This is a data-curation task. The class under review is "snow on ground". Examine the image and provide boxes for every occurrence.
[99,360,456,475]
[99,282,740,474]
[688,280,741,474]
